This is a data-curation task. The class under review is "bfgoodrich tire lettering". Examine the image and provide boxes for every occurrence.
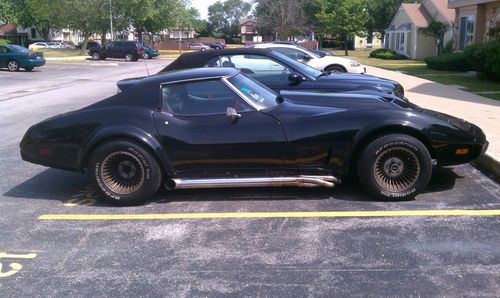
[357,134,432,200]
[89,140,162,206]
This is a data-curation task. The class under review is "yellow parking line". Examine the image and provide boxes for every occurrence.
[38,209,500,220]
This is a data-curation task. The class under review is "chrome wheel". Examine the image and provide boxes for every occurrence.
[100,151,145,195]
[373,146,420,192]
[7,60,19,71]
[125,54,133,61]
[92,52,100,60]
[142,53,149,59]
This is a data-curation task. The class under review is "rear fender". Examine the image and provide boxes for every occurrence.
[78,125,175,176]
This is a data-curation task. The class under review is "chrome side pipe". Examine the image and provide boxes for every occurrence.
[165,176,340,190]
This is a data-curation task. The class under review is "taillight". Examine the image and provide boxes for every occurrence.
[135,47,141,53]
[26,53,33,58]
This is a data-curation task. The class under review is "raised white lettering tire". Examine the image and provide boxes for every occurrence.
[357,134,432,200]
[89,140,162,205]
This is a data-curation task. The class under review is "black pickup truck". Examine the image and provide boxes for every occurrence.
[89,41,144,62]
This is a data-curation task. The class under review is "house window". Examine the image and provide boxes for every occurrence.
[384,33,390,48]
[459,15,475,50]
[395,32,406,54]
[31,28,36,39]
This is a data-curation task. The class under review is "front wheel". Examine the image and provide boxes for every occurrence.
[24,66,34,72]
[357,134,432,200]
[325,65,346,73]
[142,53,149,59]
[125,53,135,62]
[91,52,101,60]
[89,140,162,206]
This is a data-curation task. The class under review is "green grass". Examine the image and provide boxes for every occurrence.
[39,49,84,57]
[333,49,500,99]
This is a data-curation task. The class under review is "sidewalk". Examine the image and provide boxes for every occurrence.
[366,66,500,177]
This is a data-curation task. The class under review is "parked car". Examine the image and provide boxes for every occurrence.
[141,45,159,59]
[204,42,225,49]
[160,48,403,98]
[28,42,49,50]
[51,42,75,49]
[252,43,364,73]
[0,44,45,71]
[76,41,100,50]
[20,67,488,205]
[189,43,210,51]
[89,41,144,62]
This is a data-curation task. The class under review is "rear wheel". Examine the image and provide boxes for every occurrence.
[91,52,101,60]
[357,134,432,200]
[142,52,149,59]
[24,66,34,72]
[7,60,20,71]
[125,53,134,62]
[89,140,162,206]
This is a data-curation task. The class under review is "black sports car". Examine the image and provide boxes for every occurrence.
[20,68,488,205]
[159,48,405,98]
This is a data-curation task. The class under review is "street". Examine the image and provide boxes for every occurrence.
[1,60,499,296]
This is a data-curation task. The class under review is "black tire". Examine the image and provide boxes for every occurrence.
[357,134,432,200]
[125,53,134,62]
[24,66,34,72]
[89,140,162,206]
[142,52,149,59]
[7,60,20,71]
[91,51,101,60]
[325,65,346,73]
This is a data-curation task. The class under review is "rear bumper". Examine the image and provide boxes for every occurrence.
[21,58,45,68]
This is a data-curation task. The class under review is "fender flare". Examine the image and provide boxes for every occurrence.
[78,125,175,176]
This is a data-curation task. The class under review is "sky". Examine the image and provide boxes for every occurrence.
[189,0,254,20]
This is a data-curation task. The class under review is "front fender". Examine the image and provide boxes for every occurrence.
[78,125,175,176]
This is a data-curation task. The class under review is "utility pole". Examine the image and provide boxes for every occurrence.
[109,0,114,41]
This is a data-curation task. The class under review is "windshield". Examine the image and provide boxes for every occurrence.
[270,50,322,78]
[294,45,321,59]
[226,73,278,110]
[8,45,29,52]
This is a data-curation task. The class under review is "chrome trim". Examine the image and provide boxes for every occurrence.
[167,175,340,190]
[159,72,238,86]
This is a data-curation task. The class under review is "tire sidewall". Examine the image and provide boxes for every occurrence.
[89,140,162,205]
[358,134,432,200]
[8,60,19,71]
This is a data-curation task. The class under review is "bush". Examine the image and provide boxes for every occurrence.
[425,52,473,71]
[369,48,407,60]
[321,39,354,50]
[0,39,10,45]
[464,40,500,81]
[231,37,241,44]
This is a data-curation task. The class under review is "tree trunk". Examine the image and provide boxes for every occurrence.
[79,33,91,56]
[137,28,143,42]
[344,35,349,56]
[101,30,107,45]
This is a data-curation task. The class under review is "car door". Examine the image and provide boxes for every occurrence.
[0,46,9,67]
[153,78,288,173]
[106,42,119,58]
[205,54,316,93]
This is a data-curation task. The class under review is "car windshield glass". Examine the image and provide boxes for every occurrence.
[227,73,278,110]
[295,46,320,58]
[270,50,322,78]
[9,45,28,52]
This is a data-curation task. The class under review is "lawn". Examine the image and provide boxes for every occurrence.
[39,49,83,57]
[332,49,500,101]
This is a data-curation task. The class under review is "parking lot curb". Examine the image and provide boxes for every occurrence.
[473,153,500,180]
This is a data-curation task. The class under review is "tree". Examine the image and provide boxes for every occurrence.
[3,0,65,41]
[366,0,418,42]
[314,0,368,56]
[208,0,251,42]
[422,20,448,55]
[254,0,313,41]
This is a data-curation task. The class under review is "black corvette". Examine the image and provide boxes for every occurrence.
[158,48,405,98]
[21,68,487,205]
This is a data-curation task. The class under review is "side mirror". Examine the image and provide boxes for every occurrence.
[289,72,304,83]
[226,107,241,121]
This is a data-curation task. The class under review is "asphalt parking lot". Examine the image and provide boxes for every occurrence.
[1,60,499,297]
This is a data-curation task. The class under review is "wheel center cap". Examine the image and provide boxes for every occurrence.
[384,158,404,176]
[118,161,136,179]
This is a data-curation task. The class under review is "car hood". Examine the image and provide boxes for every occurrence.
[315,72,403,96]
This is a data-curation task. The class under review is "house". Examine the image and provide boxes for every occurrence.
[354,33,383,49]
[0,23,28,46]
[385,0,456,59]
[240,19,262,43]
[448,0,500,50]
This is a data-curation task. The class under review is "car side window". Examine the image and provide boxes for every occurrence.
[0,46,8,54]
[162,79,252,115]
[273,47,309,62]
[206,54,291,80]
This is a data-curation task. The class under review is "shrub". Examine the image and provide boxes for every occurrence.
[464,40,500,81]
[424,52,473,71]
[369,48,407,60]
[321,39,354,50]
[0,39,10,45]
[443,40,453,54]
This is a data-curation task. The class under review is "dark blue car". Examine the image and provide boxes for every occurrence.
[0,44,45,71]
